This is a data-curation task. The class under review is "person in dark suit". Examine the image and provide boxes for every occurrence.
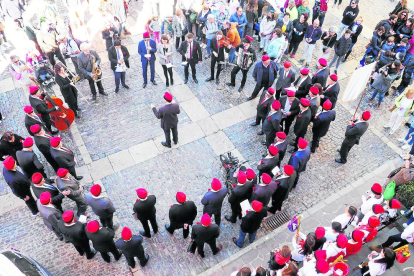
[262,100,282,147]
[24,106,47,136]
[50,136,83,180]
[257,145,279,177]
[0,131,25,164]
[290,98,312,152]
[250,173,278,206]
[270,132,288,167]
[31,124,59,172]
[312,58,329,87]
[138,32,157,88]
[205,31,226,84]
[28,86,59,134]
[55,168,88,216]
[31,172,69,213]
[288,137,311,189]
[58,210,97,259]
[275,61,296,99]
[308,86,321,120]
[311,100,336,153]
[189,213,223,258]
[293,68,312,99]
[37,192,64,240]
[116,227,149,268]
[246,168,258,188]
[177,33,202,84]
[268,165,296,214]
[225,170,254,223]
[248,55,278,101]
[108,40,130,93]
[165,192,197,239]
[102,23,118,51]
[251,87,275,133]
[16,137,46,179]
[3,156,38,215]
[233,200,267,247]
[336,111,370,164]
[280,90,300,135]
[321,74,340,109]
[201,178,227,225]
[85,184,118,231]
[151,92,180,148]
[54,63,80,118]
[85,220,122,263]
[133,188,158,238]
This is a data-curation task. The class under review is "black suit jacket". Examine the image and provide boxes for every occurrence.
[25,115,47,136]
[50,147,76,169]
[152,103,180,131]
[263,110,282,137]
[273,141,287,161]
[240,208,267,234]
[343,121,369,145]
[191,224,220,244]
[257,91,275,118]
[85,193,116,219]
[169,201,197,228]
[257,156,279,177]
[209,38,225,62]
[312,110,336,137]
[279,96,300,118]
[201,188,227,216]
[133,195,157,221]
[57,220,90,247]
[178,40,202,62]
[294,108,312,137]
[250,182,278,206]
[32,182,64,203]
[228,181,254,205]
[322,82,340,109]
[86,227,116,252]
[29,95,55,118]
[3,168,31,199]
[293,76,312,99]
[108,45,130,71]
[116,235,145,259]
[312,68,329,87]
[0,134,24,162]
[16,150,44,178]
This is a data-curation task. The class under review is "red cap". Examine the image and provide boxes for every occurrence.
[310,86,319,95]
[122,227,132,240]
[372,204,385,214]
[90,184,101,196]
[62,210,74,223]
[284,165,294,176]
[371,183,382,195]
[352,229,364,242]
[316,259,330,273]
[23,137,34,148]
[267,87,275,95]
[318,58,327,67]
[86,221,100,233]
[29,86,39,94]
[262,55,269,61]
[30,124,41,134]
[315,250,327,260]
[211,178,222,191]
[245,35,253,42]
[276,132,286,139]
[300,68,309,75]
[176,192,186,203]
[284,61,291,68]
[272,100,281,110]
[389,199,402,209]
[300,98,310,107]
[262,173,272,184]
[39,191,51,205]
[269,145,278,156]
[32,172,43,184]
[201,213,212,226]
[238,170,247,184]
[252,200,263,212]
[24,105,33,114]
[57,168,69,178]
[287,90,295,97]
[50,137,61,147]
[323,99,332,110]
[330,74,338,81]
[368,216,380,228]
[315,227,325,239]
[336,234,348,248]
[362,110,371,121]
[143,32,150,38]
[136,188,148,199]
[3,156,15,170]
[246,169,255,180]
[298,137,308,149]
[164,92,173,102]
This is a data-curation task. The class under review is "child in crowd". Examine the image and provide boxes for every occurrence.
[352,183,383,226]
[149,15,161,43]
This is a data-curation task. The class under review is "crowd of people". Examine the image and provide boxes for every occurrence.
[1,0,414,274]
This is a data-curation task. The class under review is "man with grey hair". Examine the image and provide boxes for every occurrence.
[57,35,82,77]
[300,19,322,67]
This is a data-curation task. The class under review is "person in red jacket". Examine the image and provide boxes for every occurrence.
[355,216,381,244]
[346,229,364,256]
[267,245,291,275]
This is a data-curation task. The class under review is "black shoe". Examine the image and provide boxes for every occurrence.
[257,131,264,135]
[99,92,108,96]
[184,79,188,84]
[337,149,340,153]
[151,80,157,85]
[247,96,255,101]
[334,70,338,75]
[225,215,236,223]
[58,235,64,241]
[250,122,259,126]
[193,78,198,84]
[335,158,346,164]
[166,81,169,87]
[140,254,150,267]
[112,223,120,231]
[205,77,214,82]
[75,176,84,180]
[238,86,244,92]
[103,256,111,263]
[92,95,97,101]
[140,230,151,238]
[261,142,266,146]
[311,148,316,153]
[174,141,178,145]
[86,249,97,259]
[215,79,219,84]
[226,82,235,87]
[114,250,122,261]
[51,130,59,135]
[115,87,119,93]
[142,83,147,88]
[171,79,174,86]
[122,84,130,89]
[233,237,242,248]
[165,224,173,234]
[161,142,171,148]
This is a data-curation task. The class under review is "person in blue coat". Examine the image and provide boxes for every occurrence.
[311,100,336,153]
[288,137,311,189]
[229,6,248,39]
[248,55,278,101]
[138,31,157,88]
[201,178,227,225]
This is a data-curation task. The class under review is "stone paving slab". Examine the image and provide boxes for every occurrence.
[180,98,211,122]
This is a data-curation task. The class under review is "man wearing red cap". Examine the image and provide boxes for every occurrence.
[3,156,38,215]
[275,61,296,100]
[262,100,282,147]
[257,145,279,177]
[279,91,300,135]
[138,31,157,88]
[133,188,158,238]
[311,58,329,87]
[336,110,370,164]
[290,98,312,152]
[28,85,60,134]
[189,213,222,258]
[24,105,48,136]
[248,55,278,101]
[269,132,288,166]
[311,99,336,153]
[250,173,277,206]
[251,87,275,130]
[225,170,254,223]
[50,137,83,180]
[201,178,227,226]
[165,192,197,239]
[16,137,47,179]
[233,200,267,247]
[288,137,311,188]
[293,68,312,99]
[321,74,340,109]
[37,191,66,241]
[31,172,69,213]
[205,30,226,85]
[32,124,60,172]
[0,131,25,164]
[116,227,149,268]
[56,168,88,216]
[177,33,202,84]
[268,165,296,213]
[85,184,119,231]
[151,92,180,148]
[307,86,321,120]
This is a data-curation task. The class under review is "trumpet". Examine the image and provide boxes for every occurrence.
[58,61,81,83]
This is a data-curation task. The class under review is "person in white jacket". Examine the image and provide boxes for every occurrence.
[352,183,383,226]
[298,257,332,276]
[369,219,414,252]
[360,248,396,276]
[359,204,385,226]
[259,12,276,53]
[332,205,357,232]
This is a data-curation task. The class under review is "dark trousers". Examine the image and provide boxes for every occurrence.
[251,83,269,99]
[311,133,321,151]
[66,97,79,117]
[266,132,276,147]
[293,172,301,188]
[184,59,197,80]
[162,65,173,83]
[45,48,66,67]
[51,225,63,239]
[142,59,155,83]
[25,193,38,215]
[139,216,158,236]
[281,116,294,135]
[74,241,95,258]
[210,57,222,79]
[85,75,104,95]
[54,200,64,213]
[206,211,221,226]
[164,126,178,146]
[125,249,147,268]
[288,41,301,55]
[70,195,88,216]
[68,166,78,178]
[312,13,325,27]
[294,133,305,151]
[255,115,265,126]
[339,140,356,163]
[229,202,242,222]
[45,153,60,172]
[0,111,2,120]
[99,242,121,263]
[230,66,248,87]
[175,36,185,50]
[361,266,371,276]
[276,88,283,100]
[190,239,219,257]
[114,72,126,88]
[381,233,408,249]
[99,215,114,230]
[166,223,191,238]
[42,116,53,133]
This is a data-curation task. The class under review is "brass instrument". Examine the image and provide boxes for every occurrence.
[58,62,80,83]
[295,215,303,244]
[236,47,254,70]
[92,55,102,82]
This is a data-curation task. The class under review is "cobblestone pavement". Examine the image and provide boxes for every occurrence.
[0,0,409,275]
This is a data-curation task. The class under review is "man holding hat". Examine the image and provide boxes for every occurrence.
[177,33,202,84]
[270,132,288,166]
[85,184,119,231]
[16,137,46,179]
[189,213,222,258]
[279,91,300,135]
[165,192,197,239]
[133,188,158,238]
[3,156,38,215]
[28,86,59,134]
[321,74,340,109]
[262,100,282,147]
[116,227,149,268]
[31,172,69,213]
[58,210,97,259]
[31,124,59,172]
[288,137,311,188]
[151,92,180,148]
[257,145,279,177]
[138,31,157,88]
[275,61,296,100]
[251,87,275,130]
[248,55,278,101]
[250,173,278,206]
[336,111,370,164]
[225,171,254,223]
[24,105,48,136]
[312,58,329,87]
[36,191,65,240]
[50,136,83,180]
[307,86,321,120]
[269,165,296,213]
[291,98,312,152]
[201,178,227,226]
[293,68,312,99]
[311,100,336,153]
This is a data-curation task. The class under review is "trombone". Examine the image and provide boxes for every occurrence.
[58,61,81,83]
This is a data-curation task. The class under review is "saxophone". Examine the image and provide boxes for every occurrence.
[91,55,101,82]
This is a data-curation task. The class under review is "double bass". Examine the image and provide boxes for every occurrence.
[43,92,75,131]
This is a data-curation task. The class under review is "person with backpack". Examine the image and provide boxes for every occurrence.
[57,35,83,78]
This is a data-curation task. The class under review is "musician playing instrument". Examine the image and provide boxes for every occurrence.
[108,40,130,93]
[226,36,256,92]
[9,55,37,93]
[54,63,80,118]
[57,35,82,77]
[28,86,59,135]
[77,43,107,101]
[205,31,226,84]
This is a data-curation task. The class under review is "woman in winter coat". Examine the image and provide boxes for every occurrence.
[275,12,293,37]
[360,27,385,66]
[267,28,285,60]
[196,4,211,42]
[204,14,218,58]
[384,89,414,135]
[312,0,328,27]
[394,9,409,32]
[259,11,276,53]
[172,8,188,50]
[244,0,258,38]
[286,12,308,58]
[328,29,352,74]
[343,16,363,61]
[396,18,413,44]
[389,0,408,16]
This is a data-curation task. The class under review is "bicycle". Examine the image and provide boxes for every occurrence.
[219,152,249,195]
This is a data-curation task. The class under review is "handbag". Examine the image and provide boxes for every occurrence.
[396,248,411,263]
[383,181,396,200]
